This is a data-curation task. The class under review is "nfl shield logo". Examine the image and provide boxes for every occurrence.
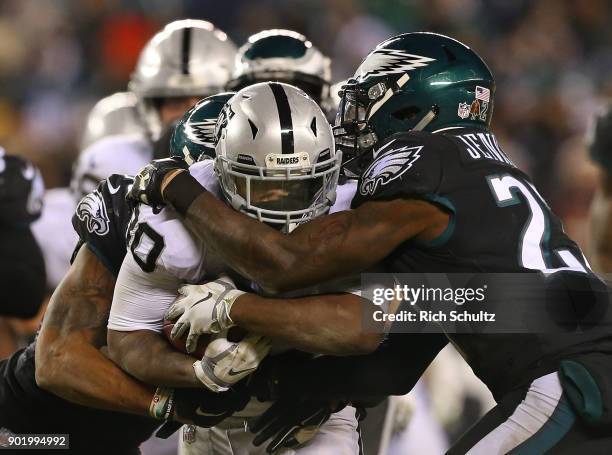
[457,102,470,119]
[183,425,196,444]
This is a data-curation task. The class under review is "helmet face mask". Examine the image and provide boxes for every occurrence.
[217,152,339,232]
[214,82,341,233]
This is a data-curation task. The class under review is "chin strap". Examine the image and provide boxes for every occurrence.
[412,106,439,132]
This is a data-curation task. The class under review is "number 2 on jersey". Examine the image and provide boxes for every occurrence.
[487,174,587,275]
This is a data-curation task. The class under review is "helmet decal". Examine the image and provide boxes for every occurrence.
[186,119,217,146]
[170,92,236,162]
[356,49,436,81]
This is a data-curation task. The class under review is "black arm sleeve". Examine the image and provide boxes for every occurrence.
[0,226,46,318]
[276,333,448,402]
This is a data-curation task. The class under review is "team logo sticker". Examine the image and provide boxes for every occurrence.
[359,141,424,196]
[186,119,217,146]
[76,190,110,236]
[355,49,435,81]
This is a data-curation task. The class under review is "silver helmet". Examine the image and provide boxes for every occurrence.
[215,82,341,233]
[129,19,237,140]
[80,91,145,149]
[228,29,331,104]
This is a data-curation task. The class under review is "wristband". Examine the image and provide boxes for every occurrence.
[164,171,206,216]
[149,386,175,420]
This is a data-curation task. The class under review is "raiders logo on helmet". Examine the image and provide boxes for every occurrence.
[76,190,110,236]
[359,141,423,196]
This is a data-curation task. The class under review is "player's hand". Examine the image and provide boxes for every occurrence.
[166,276,245,353]
[149,383,249,427]
[246,351,313,402]
[250,398,347,453]
[127,157,188,210]
[193,332,272,392]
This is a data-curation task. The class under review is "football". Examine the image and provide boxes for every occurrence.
[162,320,247,358]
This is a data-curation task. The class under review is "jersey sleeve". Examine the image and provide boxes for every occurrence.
[0,153,44,227]
[352,132,445,208]
[108,252,181,333]
[125,159,227,281]
[72,174,134,275]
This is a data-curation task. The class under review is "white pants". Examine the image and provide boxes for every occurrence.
[178,406,360,455]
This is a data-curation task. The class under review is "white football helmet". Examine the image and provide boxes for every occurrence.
[228,30,331,104]
[215,82,341,233]
[80,92,145,149]
[129,19,237,140]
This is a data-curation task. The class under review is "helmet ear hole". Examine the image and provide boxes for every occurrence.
[248,118,258,139]
[442,45,457,62]
[392,106,421,122]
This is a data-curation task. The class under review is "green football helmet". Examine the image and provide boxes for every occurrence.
[227,29,331,104]
[334,32,495,168]
[170,92,236,163]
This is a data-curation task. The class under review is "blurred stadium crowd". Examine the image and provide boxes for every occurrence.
[0,0,611,249]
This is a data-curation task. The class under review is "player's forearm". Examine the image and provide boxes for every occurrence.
[165,173,323,293]
[107,329,202,388]
[166,174,446,293]
[36,328,153,415]
[231,293,383,355]
[181,192,302,293]
[36,246,154,414]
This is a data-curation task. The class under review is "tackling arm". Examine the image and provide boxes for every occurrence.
[35,246,154,415]
[230,292,383,355]
[255,332,449,402]
[164,172,449,293]
[105,253,202,388]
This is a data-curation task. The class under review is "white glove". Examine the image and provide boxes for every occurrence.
[166,276,245,353]
[194,332,272,392]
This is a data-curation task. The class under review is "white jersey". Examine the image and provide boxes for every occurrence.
[71,133,152,200]
[31,188,79,289]
[109,168,357,331]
